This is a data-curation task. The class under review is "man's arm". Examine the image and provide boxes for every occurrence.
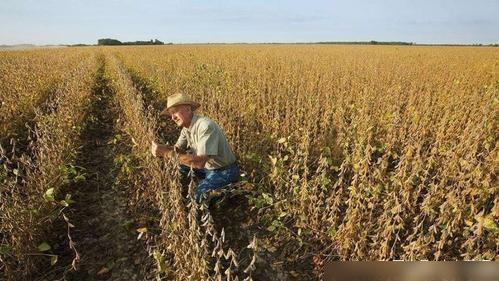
[151,141,208,169]
[177,153,209,169]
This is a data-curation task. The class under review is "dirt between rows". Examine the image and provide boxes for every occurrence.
[35,61,154,281]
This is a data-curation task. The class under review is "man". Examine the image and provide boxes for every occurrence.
[151,93,239,202]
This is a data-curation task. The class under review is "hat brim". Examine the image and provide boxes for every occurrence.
[160,102,200,116]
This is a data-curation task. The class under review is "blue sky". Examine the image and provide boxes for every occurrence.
[0,0,497,45]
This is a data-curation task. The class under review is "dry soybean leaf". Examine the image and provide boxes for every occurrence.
[483,217,499,234]
[153,250,168,273]
[136,227,147,240]
[97,267,110,275]
[50,255,58,266]
[38,242,51,252]
[269,155,277,166]
[43,188,55,202]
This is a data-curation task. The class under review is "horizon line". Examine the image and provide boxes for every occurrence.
[1,40,498,47]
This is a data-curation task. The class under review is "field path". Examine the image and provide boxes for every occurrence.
[43,58,154,281]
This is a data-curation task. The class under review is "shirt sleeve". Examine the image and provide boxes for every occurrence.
[196,122,219,156]
[175,129,188,150]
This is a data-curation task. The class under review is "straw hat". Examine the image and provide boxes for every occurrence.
[160,93,200,116]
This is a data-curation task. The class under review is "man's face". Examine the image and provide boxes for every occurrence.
[168,104,193,128]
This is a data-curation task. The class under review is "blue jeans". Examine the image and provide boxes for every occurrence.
[179,163,240,202]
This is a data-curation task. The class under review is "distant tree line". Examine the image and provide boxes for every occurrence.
[97,38,165,46]
[62,39,497,47]
[313,41,498,47]
[315,41,414,45]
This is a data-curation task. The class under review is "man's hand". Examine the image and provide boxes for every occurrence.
[151,141,173,158]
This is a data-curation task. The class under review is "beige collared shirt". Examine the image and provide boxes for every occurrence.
[175,114,236,170]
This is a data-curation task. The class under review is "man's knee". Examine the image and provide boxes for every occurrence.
[194,173,230,200]
[195,182,211,202]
